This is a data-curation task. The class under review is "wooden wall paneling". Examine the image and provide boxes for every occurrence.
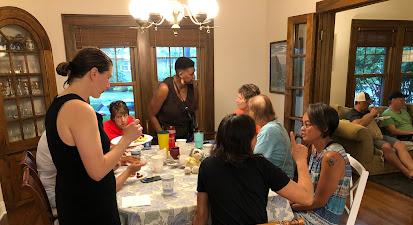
[204,30,215,140]
[136,31,156,136]
[391,26,405,93]
[303,13,316,107]
[284,16,295,132]
[130,47,143,124]
[316,0,388,13]
[314,12,335,104]
[345,21,360,107]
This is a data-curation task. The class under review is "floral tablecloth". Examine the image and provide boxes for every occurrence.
[116,146,294,225]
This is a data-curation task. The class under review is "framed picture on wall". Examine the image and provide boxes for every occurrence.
[270,40,287,94]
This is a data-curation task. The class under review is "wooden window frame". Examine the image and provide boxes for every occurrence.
[345,20,413,107]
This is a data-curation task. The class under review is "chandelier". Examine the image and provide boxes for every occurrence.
[129,0,219,36]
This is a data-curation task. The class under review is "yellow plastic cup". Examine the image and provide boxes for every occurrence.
[157,131,169,157]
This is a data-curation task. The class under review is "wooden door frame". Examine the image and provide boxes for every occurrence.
[312,0,389,104]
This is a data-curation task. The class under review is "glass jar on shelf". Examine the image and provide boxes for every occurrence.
[23,81,30,95]
[7,78,14,97]
[16,78,23,96]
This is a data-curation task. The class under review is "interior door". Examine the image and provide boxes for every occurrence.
[284,13,316,135]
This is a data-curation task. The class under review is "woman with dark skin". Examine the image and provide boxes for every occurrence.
[148,57,199,140]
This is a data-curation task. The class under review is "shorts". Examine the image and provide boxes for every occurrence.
[373,135,398,150]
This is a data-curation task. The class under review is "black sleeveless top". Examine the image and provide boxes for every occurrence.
[157,77,195,139]
[45,94,120,225]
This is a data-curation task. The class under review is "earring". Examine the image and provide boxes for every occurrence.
[180,78,185,85]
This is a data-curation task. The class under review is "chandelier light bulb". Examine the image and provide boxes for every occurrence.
[188,0,219,19]
[161,0,184,23]
[129,0,150,21]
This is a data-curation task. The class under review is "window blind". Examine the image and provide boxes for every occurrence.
[74,26,137,48]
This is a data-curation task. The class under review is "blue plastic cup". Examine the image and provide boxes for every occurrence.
[194,131,204,149]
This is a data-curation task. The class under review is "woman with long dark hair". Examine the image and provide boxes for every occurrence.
[193,114,314,225]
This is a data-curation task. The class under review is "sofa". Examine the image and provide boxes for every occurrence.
[332,104,413,175]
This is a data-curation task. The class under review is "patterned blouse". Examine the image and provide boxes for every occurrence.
[296,144,351,225]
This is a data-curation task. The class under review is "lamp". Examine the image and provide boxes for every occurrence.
[129,0,219,36]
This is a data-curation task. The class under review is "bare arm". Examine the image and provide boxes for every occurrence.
[384,125,413,136]
[292,151,345,211]
[193,192,209,225]
[58,100,142,181]
[147,83,169,132]
[115,160,147,192]
[277,132,314,206]
[352,107,378,127]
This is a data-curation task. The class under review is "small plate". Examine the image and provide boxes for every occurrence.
[128,171,148,181]
[376,116,391,121]
[111,134,153,146]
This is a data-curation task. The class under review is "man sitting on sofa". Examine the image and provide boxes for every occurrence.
[380,91,413,140]
[347,92,413,178]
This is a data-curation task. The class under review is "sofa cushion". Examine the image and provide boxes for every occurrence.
[365,120,383,140]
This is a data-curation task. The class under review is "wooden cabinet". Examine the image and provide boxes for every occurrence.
[0,6,57,216]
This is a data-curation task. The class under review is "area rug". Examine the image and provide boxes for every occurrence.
[368,172,413,198]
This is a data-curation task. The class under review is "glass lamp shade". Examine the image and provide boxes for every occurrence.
[129,0,150,20]
[188,0,219,19]
[161,0,184,23]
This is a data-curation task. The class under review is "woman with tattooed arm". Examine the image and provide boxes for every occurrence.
[292,103,351,225]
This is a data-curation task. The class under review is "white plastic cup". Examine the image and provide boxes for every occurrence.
[161,174,174,195]
[176,139,188,155]
[151,155,164,173]
[203,143,213,157]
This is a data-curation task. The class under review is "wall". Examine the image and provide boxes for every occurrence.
[331,0,413,106]
[3,0,410,131]
[214,0,267,128]
[265,0,317,123]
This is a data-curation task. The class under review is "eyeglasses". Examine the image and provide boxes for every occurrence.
[301,121,313,129]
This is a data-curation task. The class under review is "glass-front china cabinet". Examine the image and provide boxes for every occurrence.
[0,6,57,214]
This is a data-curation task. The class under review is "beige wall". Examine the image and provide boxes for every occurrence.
[265,0,317,124]
[331,0,413,106]
[2,0,412,131]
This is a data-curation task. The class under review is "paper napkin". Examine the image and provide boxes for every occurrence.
[121,195,151,208]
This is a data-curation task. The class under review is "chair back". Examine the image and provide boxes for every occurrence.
[21,166,54,225]
[260,218,305,225]
[20,150,37,173]
[345,154,369,225]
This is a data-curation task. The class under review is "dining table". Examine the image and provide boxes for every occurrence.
[116,144,294,225]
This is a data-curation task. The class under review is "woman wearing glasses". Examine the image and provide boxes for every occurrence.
[292,103,351,225]
[148,57,199,141]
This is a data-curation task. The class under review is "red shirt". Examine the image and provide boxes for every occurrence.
[234,110,261,134]
[103,115,134,140]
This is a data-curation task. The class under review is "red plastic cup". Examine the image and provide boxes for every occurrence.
[170,147,180,160]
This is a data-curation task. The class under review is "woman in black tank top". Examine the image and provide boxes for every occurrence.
[46,48,143,225]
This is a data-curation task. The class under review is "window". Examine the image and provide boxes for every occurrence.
[156,47,197,81]
[346,20,413,107]
[89,47,135,122]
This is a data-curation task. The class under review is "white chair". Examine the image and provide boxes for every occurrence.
[345,153,369,225]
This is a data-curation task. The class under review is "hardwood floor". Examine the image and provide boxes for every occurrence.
[339,180,413,225]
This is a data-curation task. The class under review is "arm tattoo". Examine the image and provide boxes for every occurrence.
[327,156,337,167]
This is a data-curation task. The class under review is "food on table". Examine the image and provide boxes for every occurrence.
[134,135,147,143]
